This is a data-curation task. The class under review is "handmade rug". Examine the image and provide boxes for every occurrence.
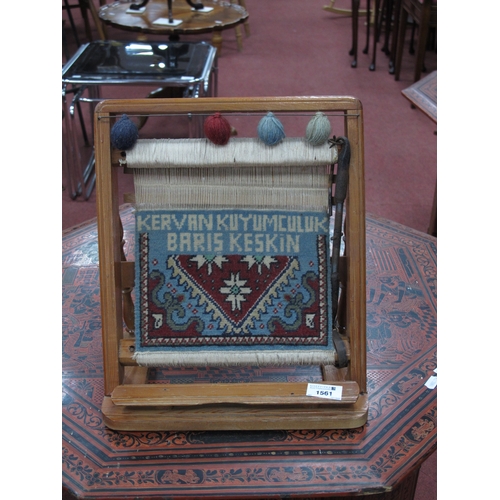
[134,208,335,366]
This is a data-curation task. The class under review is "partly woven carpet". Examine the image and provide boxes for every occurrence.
[134,208,334,366]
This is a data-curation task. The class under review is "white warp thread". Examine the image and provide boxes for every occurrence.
[134,181,330,209]
[133,350,337,367]
[131,139,334,209]
[131,136,337,366]
[126,137,338,169]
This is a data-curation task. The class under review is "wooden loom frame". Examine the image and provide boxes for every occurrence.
[94,96,367,431]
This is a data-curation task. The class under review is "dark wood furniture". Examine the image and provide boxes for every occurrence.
[348,0,386,71]
[401,70,437,235]
[62,204,437,499]
[394,0,437,82]
[63,0,106,44]
[98,0,248,55]
[324,0,367,16]
[349,0,361,67]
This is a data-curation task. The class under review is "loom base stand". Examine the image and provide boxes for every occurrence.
[103,339,367,431]
[101,393,368,431]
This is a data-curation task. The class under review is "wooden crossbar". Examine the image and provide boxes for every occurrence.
[111,381,360,406]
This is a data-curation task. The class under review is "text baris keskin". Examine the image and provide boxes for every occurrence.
[137,210,328,254]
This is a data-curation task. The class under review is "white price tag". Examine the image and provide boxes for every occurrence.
[306,383,343,401]
[424,367,438,389]
[425,375,437,389]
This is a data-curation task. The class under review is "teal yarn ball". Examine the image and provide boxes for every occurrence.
[305,112,332,146]
[257,112,285,146]
[110,114,139,150]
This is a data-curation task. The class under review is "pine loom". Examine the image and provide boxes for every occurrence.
[94,96,367,431]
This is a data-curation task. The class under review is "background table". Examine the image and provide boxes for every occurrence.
[62,40,217,200]
[62,205,437,499]
[401,71,437,124]
[401,70,437,236]
[98,0,249,54]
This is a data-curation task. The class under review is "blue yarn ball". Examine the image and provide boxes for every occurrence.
[110,114,139,150]
[257,112,285,146]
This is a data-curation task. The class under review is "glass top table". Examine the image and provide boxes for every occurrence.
[62,40,217,201]
[62,40,217,87]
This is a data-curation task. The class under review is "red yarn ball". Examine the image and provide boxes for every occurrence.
[204,112,232,145]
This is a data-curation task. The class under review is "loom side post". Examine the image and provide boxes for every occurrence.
[344,105,366,394]
[94,107,125,395]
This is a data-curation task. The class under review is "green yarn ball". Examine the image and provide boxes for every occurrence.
[305,112,332,146]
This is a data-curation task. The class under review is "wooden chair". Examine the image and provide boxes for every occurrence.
[393,0,437,82]
[94,96,368,431]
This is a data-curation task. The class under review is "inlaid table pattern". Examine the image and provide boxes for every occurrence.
[62,205,437,499]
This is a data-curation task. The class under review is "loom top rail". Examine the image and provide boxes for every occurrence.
[95,95,363,116]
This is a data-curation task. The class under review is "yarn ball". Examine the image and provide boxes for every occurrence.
[204,112,232,145]
[110,114,139,150]
[305,112,332,146]
[257,112,285,146]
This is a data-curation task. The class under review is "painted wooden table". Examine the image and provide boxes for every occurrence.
[62,205,437,499]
